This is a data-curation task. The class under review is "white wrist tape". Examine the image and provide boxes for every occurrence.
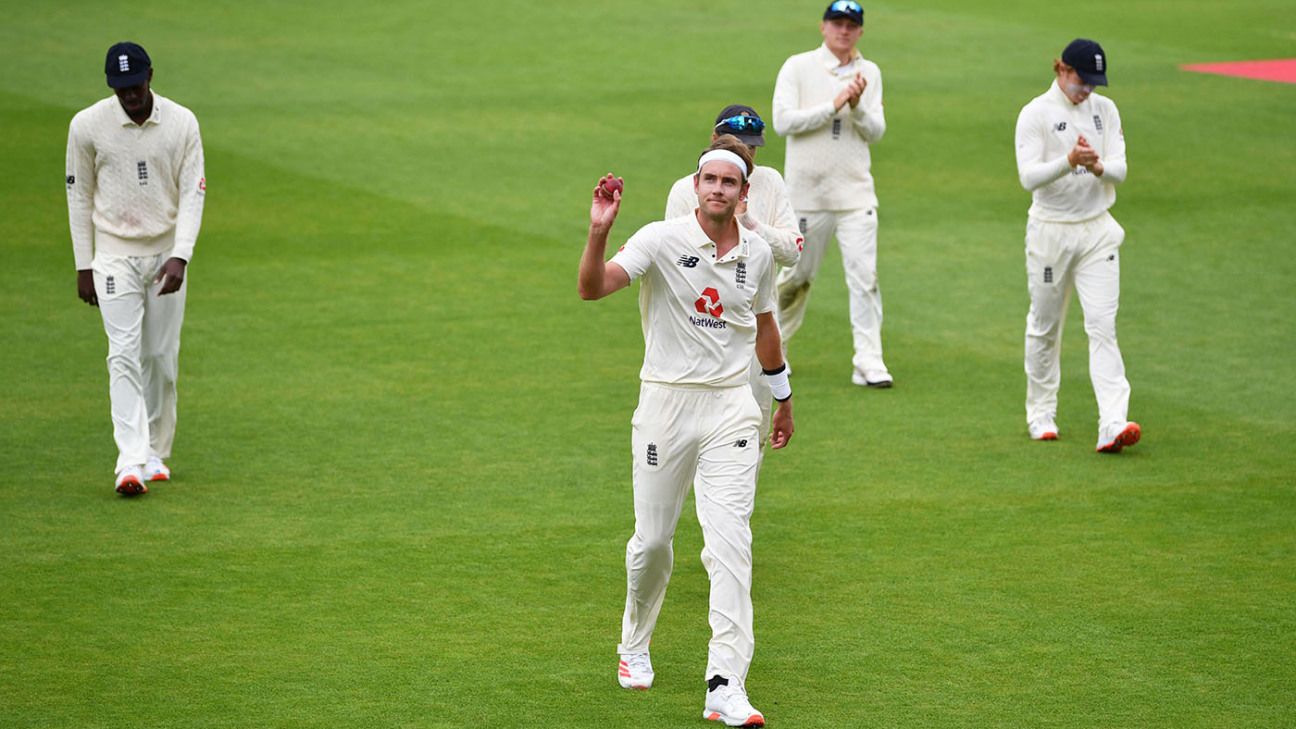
[763,364,792,401]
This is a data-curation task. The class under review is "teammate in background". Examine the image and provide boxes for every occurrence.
[66,42,206,494]
[1014,38,1140,453]
[665,107,802,461]
[771,0,892,387]
[579,145,793,728]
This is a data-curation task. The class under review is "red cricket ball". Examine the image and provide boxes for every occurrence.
[600,177,624,199]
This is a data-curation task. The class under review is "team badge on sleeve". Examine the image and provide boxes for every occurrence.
[198,177,206,192]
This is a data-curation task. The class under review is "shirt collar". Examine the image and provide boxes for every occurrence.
[114,93,163,127]
[1047,80,1087,109]
[685,212,752,260]
[817,43,860,71]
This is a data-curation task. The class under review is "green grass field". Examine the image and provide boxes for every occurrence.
[2,2,1293,726]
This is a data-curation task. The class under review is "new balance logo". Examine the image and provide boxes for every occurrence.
[66,175,75,186]
[137,161,149,185]
[646,443,658,467]
[1043,266,1053,284]
[735,261,747,287]
[1054,121,1067,132]
[677,255,700,268]
[105,276,116,294]
[734,439,749,448]
[118,55,130,72]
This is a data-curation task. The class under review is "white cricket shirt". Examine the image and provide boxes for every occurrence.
[665,165,803,268]
[610,214,777,388]
[1015,81,1127,222]
[772,44,885,212]
[66,92,206,269]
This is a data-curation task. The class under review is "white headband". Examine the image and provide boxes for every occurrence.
[696,150,748,181]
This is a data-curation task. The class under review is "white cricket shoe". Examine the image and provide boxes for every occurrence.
[144,457,171,482]
[851,368,893,388]
[1029,419,1059,441]
[617,652,653,690]
[115,466,148,496]
[1097,421,1141,453]
[703,677,764,727]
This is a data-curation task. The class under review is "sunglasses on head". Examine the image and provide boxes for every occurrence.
[715,115,765,135]
[829,0,862,13]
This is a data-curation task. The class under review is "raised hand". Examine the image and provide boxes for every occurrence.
[590,173,623,232]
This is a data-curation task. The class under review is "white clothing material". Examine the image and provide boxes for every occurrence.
[66,92,206,268]
[772,44,885,212]
[609,214,776,388]
[1015,81,1126,222]
[618,383,762,683]
[1017,79,1132,435]
[67,92,204,474]
[93,252,186,472]
[1024,213,1130,433]
[665,166,799,446]
[777,207,885,373]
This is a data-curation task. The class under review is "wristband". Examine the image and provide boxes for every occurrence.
[763,364,792,402]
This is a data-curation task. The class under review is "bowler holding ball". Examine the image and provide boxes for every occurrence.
[578,143,792,727]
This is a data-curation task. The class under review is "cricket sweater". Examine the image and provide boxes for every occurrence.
[772,44,885,212]
[66,92,206,269]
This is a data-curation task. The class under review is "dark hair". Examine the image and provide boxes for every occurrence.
[701,134,754,178]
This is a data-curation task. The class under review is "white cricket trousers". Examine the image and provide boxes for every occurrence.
[618,382,762,683]
[1024,212,1130,432]
[92,252,186,473]
[776,207,885,373]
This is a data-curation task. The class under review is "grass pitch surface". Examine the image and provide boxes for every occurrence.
[1,2,1293,727]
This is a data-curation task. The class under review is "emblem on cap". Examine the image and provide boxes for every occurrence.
[118,54,130,72]
[1095,54,1104,71]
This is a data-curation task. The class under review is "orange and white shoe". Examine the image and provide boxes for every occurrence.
[618,652,653,690]
[1097,421,1141,453]
[703,676,764,727]
[1029,419,1059,441]
[115,466,148,496]
[144,457,171,482]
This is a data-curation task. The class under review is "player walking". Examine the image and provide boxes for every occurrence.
[579,145,794,727]
[66,42,206,494]
[1014,38,1140,452]
[771,0,892,387]
[665,106,802,463]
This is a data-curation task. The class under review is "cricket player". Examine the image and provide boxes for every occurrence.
[771,0,892,387]
[66,42,206,494]
[579,145,794,727]
[665,106,803,457]
[1014,38,1140,453]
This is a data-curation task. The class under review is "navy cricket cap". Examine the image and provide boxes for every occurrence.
[105,42,151,89]
[823,0,864,25]
[1061,38,1108,86]
[714,104,766,148]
